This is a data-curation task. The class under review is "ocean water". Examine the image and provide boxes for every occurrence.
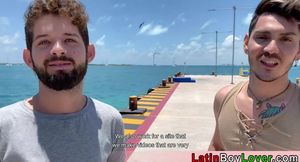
[0,64,299,110]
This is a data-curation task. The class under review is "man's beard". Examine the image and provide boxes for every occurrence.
[32,55,87,91]
[249,52,293,82]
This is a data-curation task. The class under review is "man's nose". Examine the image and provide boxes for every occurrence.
[264,40,279,55]
[51,41,66,56]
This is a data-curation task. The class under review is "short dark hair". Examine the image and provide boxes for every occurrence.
[24,0,89,52]
[249,0,300,36]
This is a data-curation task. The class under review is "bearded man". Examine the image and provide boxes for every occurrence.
[0,0,125,161]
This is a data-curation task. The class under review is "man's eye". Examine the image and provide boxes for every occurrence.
[281,37,292,42]
[38,40,51,46]
[65,39,76,43]
[256,36,268,40]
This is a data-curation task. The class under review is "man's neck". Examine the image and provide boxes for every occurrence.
[248,74,290,99]
[31,82,87,114]
[236,74,292,122]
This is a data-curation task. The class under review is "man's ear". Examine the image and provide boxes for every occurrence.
[243,34,250,56]
[87,44,95,63]
[23,49,34,69]
[295,43,300,61]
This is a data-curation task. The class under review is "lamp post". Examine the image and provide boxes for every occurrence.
[201,31,231,76]
[231,6,236,84]
[215,31,218,76]
[208,6,237,84]
[153,52,159,66]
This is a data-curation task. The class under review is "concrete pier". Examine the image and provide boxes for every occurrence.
[126,75,248,162]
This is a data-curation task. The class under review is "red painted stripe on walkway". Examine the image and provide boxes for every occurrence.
[125,83,179,160]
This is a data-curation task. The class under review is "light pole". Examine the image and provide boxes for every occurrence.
[201,31,231,76]
[231,6,236,84]
[215,31,218,76]
[153,52,159,66]
[208,6,237,84]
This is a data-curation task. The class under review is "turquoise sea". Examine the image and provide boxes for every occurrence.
[1,64,300,110]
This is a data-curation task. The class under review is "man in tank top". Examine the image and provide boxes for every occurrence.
[0,0,125,161]
[209,0,300,150]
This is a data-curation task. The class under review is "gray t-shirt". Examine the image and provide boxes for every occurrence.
[0,97,125,162]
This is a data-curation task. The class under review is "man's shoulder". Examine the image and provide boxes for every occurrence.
[214,84,237,103]
[89,98,122,119]
[0,101,25,127]
[0,101,24,116]
[213,82,245,115]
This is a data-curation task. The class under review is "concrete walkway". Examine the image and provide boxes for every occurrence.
[127,75,248,162]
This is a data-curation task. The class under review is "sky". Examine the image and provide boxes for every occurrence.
[0,0,260,65]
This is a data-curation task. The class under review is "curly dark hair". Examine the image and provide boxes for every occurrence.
[249,0,300,36]
[24,0,89,51]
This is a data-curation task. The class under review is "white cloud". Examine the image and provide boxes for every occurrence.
[95,35,106,47]
[139,23,152,33]
[148,25,168,35]
[222,35,240,47]
[190,41,201,49]
[113,3,126,9]
[243,13,253,26]
[96,16,112,24]
[168,34,247,65]
[174,40,205,64]
[200,20,213,30]
[205,42,215,50]
[0,33,19,45]
[176,43,184,50]
[138,23,168,36]
[176,41,201,51]
[91,37,247,65]
[91,29,246,65]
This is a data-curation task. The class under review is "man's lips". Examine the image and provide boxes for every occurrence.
[260,59,279,68]
[48,61,72,66]
[47,61,73,70]
[258,54,280,68]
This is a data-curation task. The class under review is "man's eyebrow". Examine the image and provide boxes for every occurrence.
[253,31,270,35]
[253,31,297,36]
[64,33,80,38]
[34,34,48,41]
[280,32,297,36]
[33,33,80,41]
